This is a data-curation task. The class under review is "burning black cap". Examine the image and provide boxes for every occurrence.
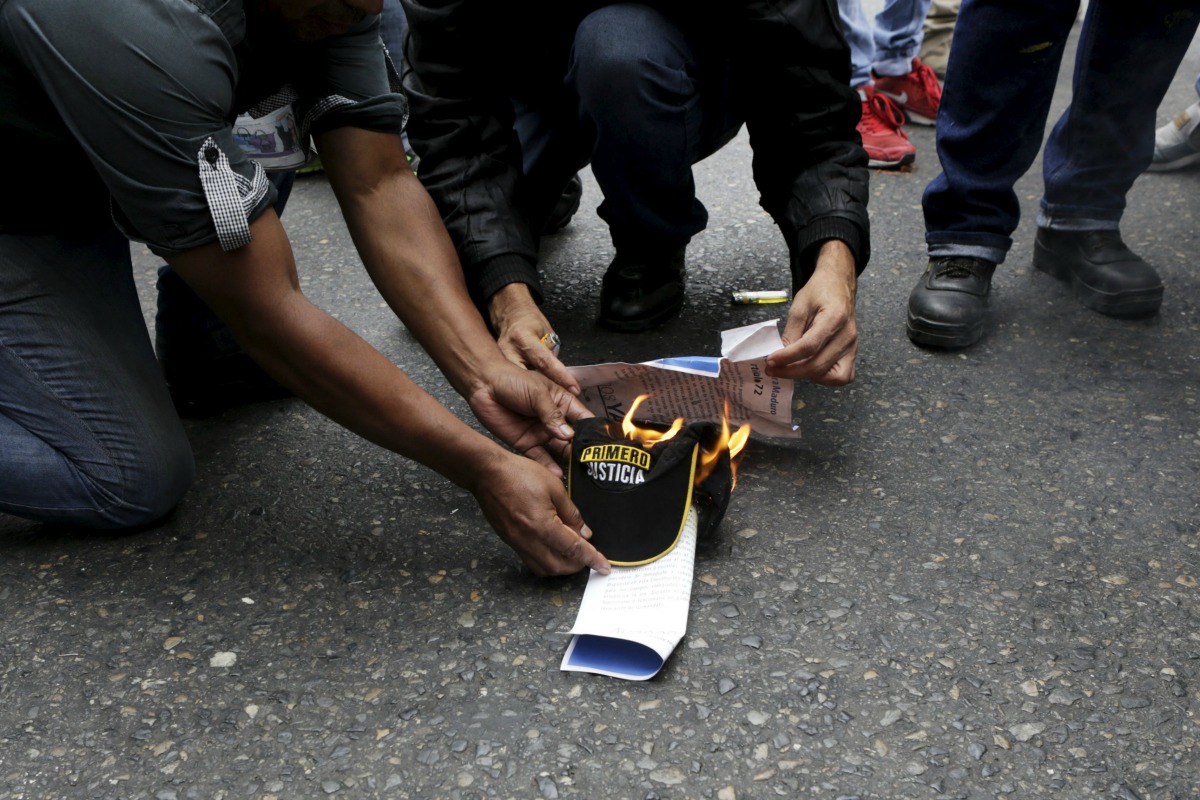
[568,417,733,566]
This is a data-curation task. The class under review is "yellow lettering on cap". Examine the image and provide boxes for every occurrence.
[579,444,651,471]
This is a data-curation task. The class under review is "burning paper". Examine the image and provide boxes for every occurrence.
[568,319,797,438]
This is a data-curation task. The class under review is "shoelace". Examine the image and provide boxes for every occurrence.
[861,88,907,136]
[934,258,986,280]
[911,61,943,105]
[1086,230,1133,257]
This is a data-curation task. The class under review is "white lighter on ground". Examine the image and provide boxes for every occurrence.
[731,289,788,305]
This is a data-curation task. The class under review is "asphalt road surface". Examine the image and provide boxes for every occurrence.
[3,21,1199,800]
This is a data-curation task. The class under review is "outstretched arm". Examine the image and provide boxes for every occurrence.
[166,208,608,577]
[398,1,580,389]
[317,126,584,453]
[316,128,583,431]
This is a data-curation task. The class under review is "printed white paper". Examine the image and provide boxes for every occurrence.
[568,320,798,438]
[561,506,698,680]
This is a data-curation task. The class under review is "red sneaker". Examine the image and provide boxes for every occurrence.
[857,85,916,169]
[873,58,943,125]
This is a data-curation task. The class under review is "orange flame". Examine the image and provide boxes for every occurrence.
[619,395,751,489]
[695,400,752,489]
[621,394,682,446]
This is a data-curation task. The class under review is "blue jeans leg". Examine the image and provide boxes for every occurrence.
[564,3,742,257]
[1039,0,1200,228]
[872,0,934,74]
[0,227,194,529]
[838,0,933,84]
[837,0,877,86]
[923,0,1080,264]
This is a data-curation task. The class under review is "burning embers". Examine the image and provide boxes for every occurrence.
[619,393,751,487]
[568,395,751,566]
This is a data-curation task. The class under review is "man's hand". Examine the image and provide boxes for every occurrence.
[467,362,594,476]
[488,283,580,394]
[766,240,859,386]
[472,449,611,577]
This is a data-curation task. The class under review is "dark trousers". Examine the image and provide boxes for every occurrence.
[513,3,744,257]
[923,0,1200,264]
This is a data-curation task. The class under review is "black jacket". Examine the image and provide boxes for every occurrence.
[400,0,870,305]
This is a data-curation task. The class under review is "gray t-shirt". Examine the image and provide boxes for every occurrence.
[0,0,406,255]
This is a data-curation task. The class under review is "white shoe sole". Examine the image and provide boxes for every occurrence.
[1146,149,1200,172]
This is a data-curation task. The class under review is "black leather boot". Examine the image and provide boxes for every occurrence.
[906,256,996,349]
[541,174,583,235]
[1032,228,1163,318]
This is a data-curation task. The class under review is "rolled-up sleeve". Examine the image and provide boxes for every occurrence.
[733,0,872,288]
[291,16,409,140]
[1,0,273,256]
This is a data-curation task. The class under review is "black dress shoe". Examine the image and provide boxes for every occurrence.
[541,173,583,235]
[598,247,686,332]
[1032,228,1163,318]
[906,256,996,348]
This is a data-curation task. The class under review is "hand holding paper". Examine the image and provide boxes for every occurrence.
[771,241,859,385]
